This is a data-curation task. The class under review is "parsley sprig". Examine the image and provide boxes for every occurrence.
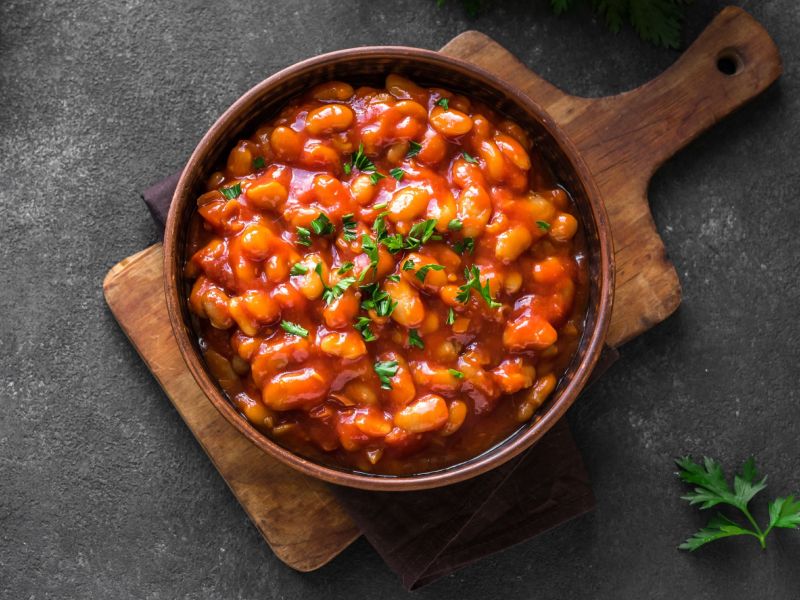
[280,320,308,338]
[314,263,355,305]
[220,183,242,200]
[676,456,800,551]
[456,265,501,308]
[374,360,399,389]
[344,144,387,185]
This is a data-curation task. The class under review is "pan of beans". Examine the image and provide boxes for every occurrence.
[164,48,613,490]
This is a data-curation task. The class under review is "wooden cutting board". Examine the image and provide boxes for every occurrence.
[103,7,780,571]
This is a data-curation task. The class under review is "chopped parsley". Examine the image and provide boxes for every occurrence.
[437,97,449,110]
[296,226,312,247]
[537,220,551,231]
[462,152,478,164]
[360,234,379,279]
[252,156,266,169]
[310,212,335,236]
[280,320,308,338]
[386,274,400,283]
[290,263,309,276]
[405,219,439,250]
[220,183,242,200]
[315,263,355,305]
[453,237,475,255]
[390,167,405,181]
[373,201,388,210]
[446,307,455,325]
[337,262,354,274]
[360,282,397,317]
[374,360,399,389]
[354,316,376,342]
[456,265,502,309]
[347,144,386,185]
[415,263,444,283]
[448,218,463,231]
[381,233,406,254]
[370,172,386,186]
[406,141,422,158]
[448,368,464,379]
[402,259,416,271]
[342,214,358,241]
[408,329,424,349]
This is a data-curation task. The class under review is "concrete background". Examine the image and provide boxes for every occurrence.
[1,0,798,597]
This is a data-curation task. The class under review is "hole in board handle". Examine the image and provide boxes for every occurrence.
[717,48,743,76]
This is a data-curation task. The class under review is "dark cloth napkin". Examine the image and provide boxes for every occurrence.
[143,174,617,589]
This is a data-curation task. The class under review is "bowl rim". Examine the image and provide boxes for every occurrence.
[164,45,614,491]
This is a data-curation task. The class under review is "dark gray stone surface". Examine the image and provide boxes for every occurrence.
[1,0,798,597]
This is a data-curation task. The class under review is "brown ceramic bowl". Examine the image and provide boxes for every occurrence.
[164,47,614,491]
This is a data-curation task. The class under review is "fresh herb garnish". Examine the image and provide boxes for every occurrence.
[310,212,335,236]
[349,144,377,173]
[456,265,501,308]
[448,218,463,231]
[386,274,400,283]
[402,259,416,271]
[405,219,439,250]
[373,211,389,241]
[446,307,455,325]
[415,263,445,283]
[360,283,397,317]
[354,316,376,342]
[342,213,358,241]
[437,97,449,110]
[252,156,265,169]
[220,183,242,200]
[296,226,312,247]
[315,262,355,305]
[374,360,399,389]
[343,162,352,175]
[382,233,406,254]
[373,201,388,210]
[676,456,800,551]
[448,368,464,379]
[280,320,308,338]
[408,329,424,349]
[290,263,309,276]
[370,172,386,186]
[361,234,379,279]
[537,220,551,231]
[406,141,422,158]
[462,152,478,164]
[337,262,354,274]
[453,237,475,255]
[389,167,405,181]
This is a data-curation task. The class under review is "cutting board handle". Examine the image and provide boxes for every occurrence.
[562,6,782,187]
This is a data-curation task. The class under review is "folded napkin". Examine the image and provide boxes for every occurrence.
[143,174,617,589]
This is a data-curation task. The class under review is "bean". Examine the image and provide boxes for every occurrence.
[394,394,449,433]
[354,407,393,437]
[394,99,428,121]
[231,355,250,376]
[385,278,425,328]
[440,400,467,436]
[262,366,330,410]
[549,212,579,242]
[202,287,233,329]
[350,173,377,204]
[227,140,256,177]
[403,252,447,291]
[451,156,486,189]
[322,291,359,329]
[233,392,274,428]
[457,184,492,238]
[497,119,532,150]
[239,223,273,261]
[495,225,533,262]
[533,256,567,284]
[246,180,288,210]
[385,74,428,104]
[386,141,409,164]
[270,126,303,161]
[319,331,367,360]
[292,256,327,300]
[312,173,349,207]
[306,104,354,135]
[300,143,341,171]
[204,350,242,395]
[344,380,378,405]
[310,81,354,101]
[420,311,440,335]
[515,373,557,422]
[429,106,473,137]
[410,361,461,392]
[491,357,536,394]
[388,186,430,223]
[504,270,523,294]
[425,190,457,232]
[241,290,280,324]
[477,139,506,183]
[495,133,531,170]
[470,114,492,139]
[250,335,311,386]
[231,331,261,361]
[265,254,289,283]
[206,171,226,191]
[503,311,558,351]
[417,132,447,165]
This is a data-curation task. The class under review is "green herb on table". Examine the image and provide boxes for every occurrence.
[676,456,800,551]
[374,360,400,389]
[281,320,309,338]
[220,183,242,200]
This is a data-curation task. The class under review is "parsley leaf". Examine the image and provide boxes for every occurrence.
[370,172,386,186]
[408,329,424,349]
[310,212,335,236]
[220,183,242,200]
[406,141,422,158]
[402,259,415,271]
[361,234,379,279]
[456,265,501,308]
[342,213,358,241]
[448,368,464,379]
[290,263,308,276]
[386,274,400,283]
[415,263,445,283]
[374,360,399,389]
[446,307,455,325]
[537,220,551,231]
[280,320,308,338]
[389,167,405,181]
[354,316,376,342]
[252,156,265,169]
[453,237,475,255]
[315,261,355,305]
[448,218,463,231]
[382,233,406,254]
[437,97,449,110]
[676,456,800,550]
[296,227,312,247]
[349,144,377,173]
[405,219,439,251]
[462,152,478,164]
[360,282,397,317]
[338,262,354,274]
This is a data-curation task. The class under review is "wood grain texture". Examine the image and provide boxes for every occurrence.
[103,7,780,570]
[442,6,781,345]
[103,245,360,572]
